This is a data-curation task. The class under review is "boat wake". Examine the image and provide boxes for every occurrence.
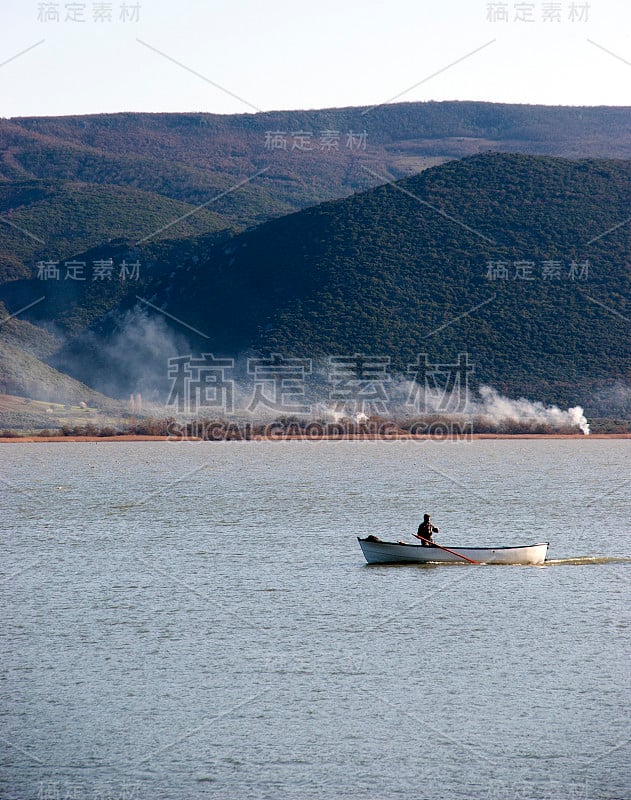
[543,556,631,566]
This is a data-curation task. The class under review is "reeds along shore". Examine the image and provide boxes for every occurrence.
[2,415,630,443]
[2,434,630,443]
[4,412,629,439]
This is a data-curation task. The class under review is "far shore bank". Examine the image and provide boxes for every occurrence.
[1,433,629,443]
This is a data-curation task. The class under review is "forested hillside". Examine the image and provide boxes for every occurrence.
[2,101,631,283]
[32,153,630,412]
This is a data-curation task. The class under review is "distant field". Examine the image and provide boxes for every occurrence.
[0,393,126,433]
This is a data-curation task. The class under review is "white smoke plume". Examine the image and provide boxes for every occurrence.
[318,372,591,435]
[305,381,591,435]
[310,403,368,425]
[467,386,590,435]
[311,403,344,424]
[591,382,631,418]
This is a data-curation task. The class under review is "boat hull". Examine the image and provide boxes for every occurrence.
[358,537,549,565]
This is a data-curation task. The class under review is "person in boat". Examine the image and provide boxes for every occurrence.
[416,514,439,546]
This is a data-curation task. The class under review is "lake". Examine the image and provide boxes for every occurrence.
[1,440,630,800]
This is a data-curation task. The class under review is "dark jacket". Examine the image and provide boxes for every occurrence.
[417,521,439,545]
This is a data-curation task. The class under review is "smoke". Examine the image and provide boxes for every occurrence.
[50,327,594,435]
[312,403,344,424]
[589,382,631,418]
[100,309,187,399]
[310,373,591,434]
[467,386,590,435]
[310,403,367,425]
[51,307,189,401]
[306,377,591,434]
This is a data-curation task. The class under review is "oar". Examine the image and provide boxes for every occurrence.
[413,534,480,565]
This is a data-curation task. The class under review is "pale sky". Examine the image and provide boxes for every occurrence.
[1,0,630,118]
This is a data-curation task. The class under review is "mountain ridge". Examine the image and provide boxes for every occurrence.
[3,100,631,285]
[1,103,630,420]
[35,152,630,414]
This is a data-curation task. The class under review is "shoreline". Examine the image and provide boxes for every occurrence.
[1,433,629,443]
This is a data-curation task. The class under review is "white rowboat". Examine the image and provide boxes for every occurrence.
[358,536,549,565]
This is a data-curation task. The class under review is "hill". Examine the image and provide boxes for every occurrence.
[35,153,630,414]
[0,299,119,407]
[0,179,240,283]
[2,101,631,285]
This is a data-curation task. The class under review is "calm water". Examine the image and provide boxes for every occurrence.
[1,440,630,800]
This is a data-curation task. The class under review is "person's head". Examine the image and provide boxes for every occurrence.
[424,514,430,521]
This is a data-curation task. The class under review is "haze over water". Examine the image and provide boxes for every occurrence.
[2,440,630,800]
